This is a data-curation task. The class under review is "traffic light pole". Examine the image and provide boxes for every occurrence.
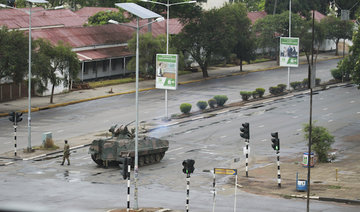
[276,150,281,188]
[14,122,17,157]
[245,139,249,177]
[126,163,131,212]
[185,173,190,212]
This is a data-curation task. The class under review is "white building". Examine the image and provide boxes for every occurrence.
[201,0,232,10]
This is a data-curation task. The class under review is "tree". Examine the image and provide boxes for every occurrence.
[243,0,265,12]
[253,11,304,60]
[86,10,128,26]
[33,39,79,103]
[127,33,166,78]
[265,0,329,17]
[218,2,255,71]
[321,16,354,56]
[298,18,326,66]
[337,25,360,88]
[175,8,228,78]
[0,27,28,83]
[303,123,335,163]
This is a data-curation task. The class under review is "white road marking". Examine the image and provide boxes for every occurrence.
[185,130,193,134]
[258,125,264,128]
[297,129,302,132]
[261,139,267,142]
[217,110,229,115]
[192,117,202,121]
[323,108,328,111]
[357,112,360,114]
[167,147,184,153]
[328,120,333,123]
[293,116,298,119]
[263,100,273,104]
[325,113,333,116]
[350,100,355,103]
[220,135,227,138]
[57,130,64,133]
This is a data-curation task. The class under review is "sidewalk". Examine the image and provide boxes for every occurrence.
[0,52,341,116]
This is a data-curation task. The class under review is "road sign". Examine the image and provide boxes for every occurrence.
[280,37,299,67]
[214,168,237,175]
[156,54,178,90]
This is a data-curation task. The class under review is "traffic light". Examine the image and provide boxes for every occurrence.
[240,122,250,139]
[119,157,131,180]
[182,159,195,174]
[8,112,15,123]
[271,132,280,151]
[15,112,23,123]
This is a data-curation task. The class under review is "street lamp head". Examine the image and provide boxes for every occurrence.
[54,5,64,10]
[0,3,8,8]
[155,17,165,23]
[108,19,119,24]
[26,0,48,3]
[188,1,197,3]
[141,0,149,2]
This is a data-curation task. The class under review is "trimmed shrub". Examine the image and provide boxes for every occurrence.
[252,91,258,99]
[255,88,265,98]
[290,81,301,90]
[315,78,321,86]
[331,68,342,80]
[277,84,287,93]
[302,78,309,88]
[196,101,208,110]
[208,99,216,109]
[180,103,192,114]
[213,95,228,106]
[269,86,280,95]
[240,91,252,101]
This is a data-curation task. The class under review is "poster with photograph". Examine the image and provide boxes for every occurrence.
[156,54,178,90]
[280,37,299,67]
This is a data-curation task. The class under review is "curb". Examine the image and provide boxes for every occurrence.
[0,143,91,163]
[290,194,360,205]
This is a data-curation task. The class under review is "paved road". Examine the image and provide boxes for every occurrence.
[0,85,359,211]
[0,59,339,153]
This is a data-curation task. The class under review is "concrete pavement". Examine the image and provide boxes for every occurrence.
[0,52,342,116]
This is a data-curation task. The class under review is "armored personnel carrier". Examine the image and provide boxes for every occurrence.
[88,123,169,167]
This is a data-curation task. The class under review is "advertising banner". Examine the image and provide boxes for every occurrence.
[156,54,178,90]
[280,37,299,67]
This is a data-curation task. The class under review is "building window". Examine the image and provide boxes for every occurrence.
[103,60,109,72]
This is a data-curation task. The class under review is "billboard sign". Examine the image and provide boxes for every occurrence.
[280,37,299,67]
[156,54,178,90]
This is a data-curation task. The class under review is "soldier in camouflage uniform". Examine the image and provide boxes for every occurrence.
[61,140,70,165]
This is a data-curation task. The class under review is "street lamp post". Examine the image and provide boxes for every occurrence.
[110,3,163,209]
[141,0,196,120]
[27,0,49,152]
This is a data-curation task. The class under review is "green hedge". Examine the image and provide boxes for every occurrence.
[180,103,192,114]
[196,101,208,110]
[213,95,228,106]
[255,88,265,98]
[208,99,216,109]
[240,91,252,101]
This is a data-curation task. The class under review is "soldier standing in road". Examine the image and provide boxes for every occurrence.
[61,140,70,165]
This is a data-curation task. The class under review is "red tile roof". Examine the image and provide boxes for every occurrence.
[75,7,118,18]
[311,10,327,22]
[0,8,84,29]
[76,46,132,61]
[31,24,136,48]
[247,11,267,24]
